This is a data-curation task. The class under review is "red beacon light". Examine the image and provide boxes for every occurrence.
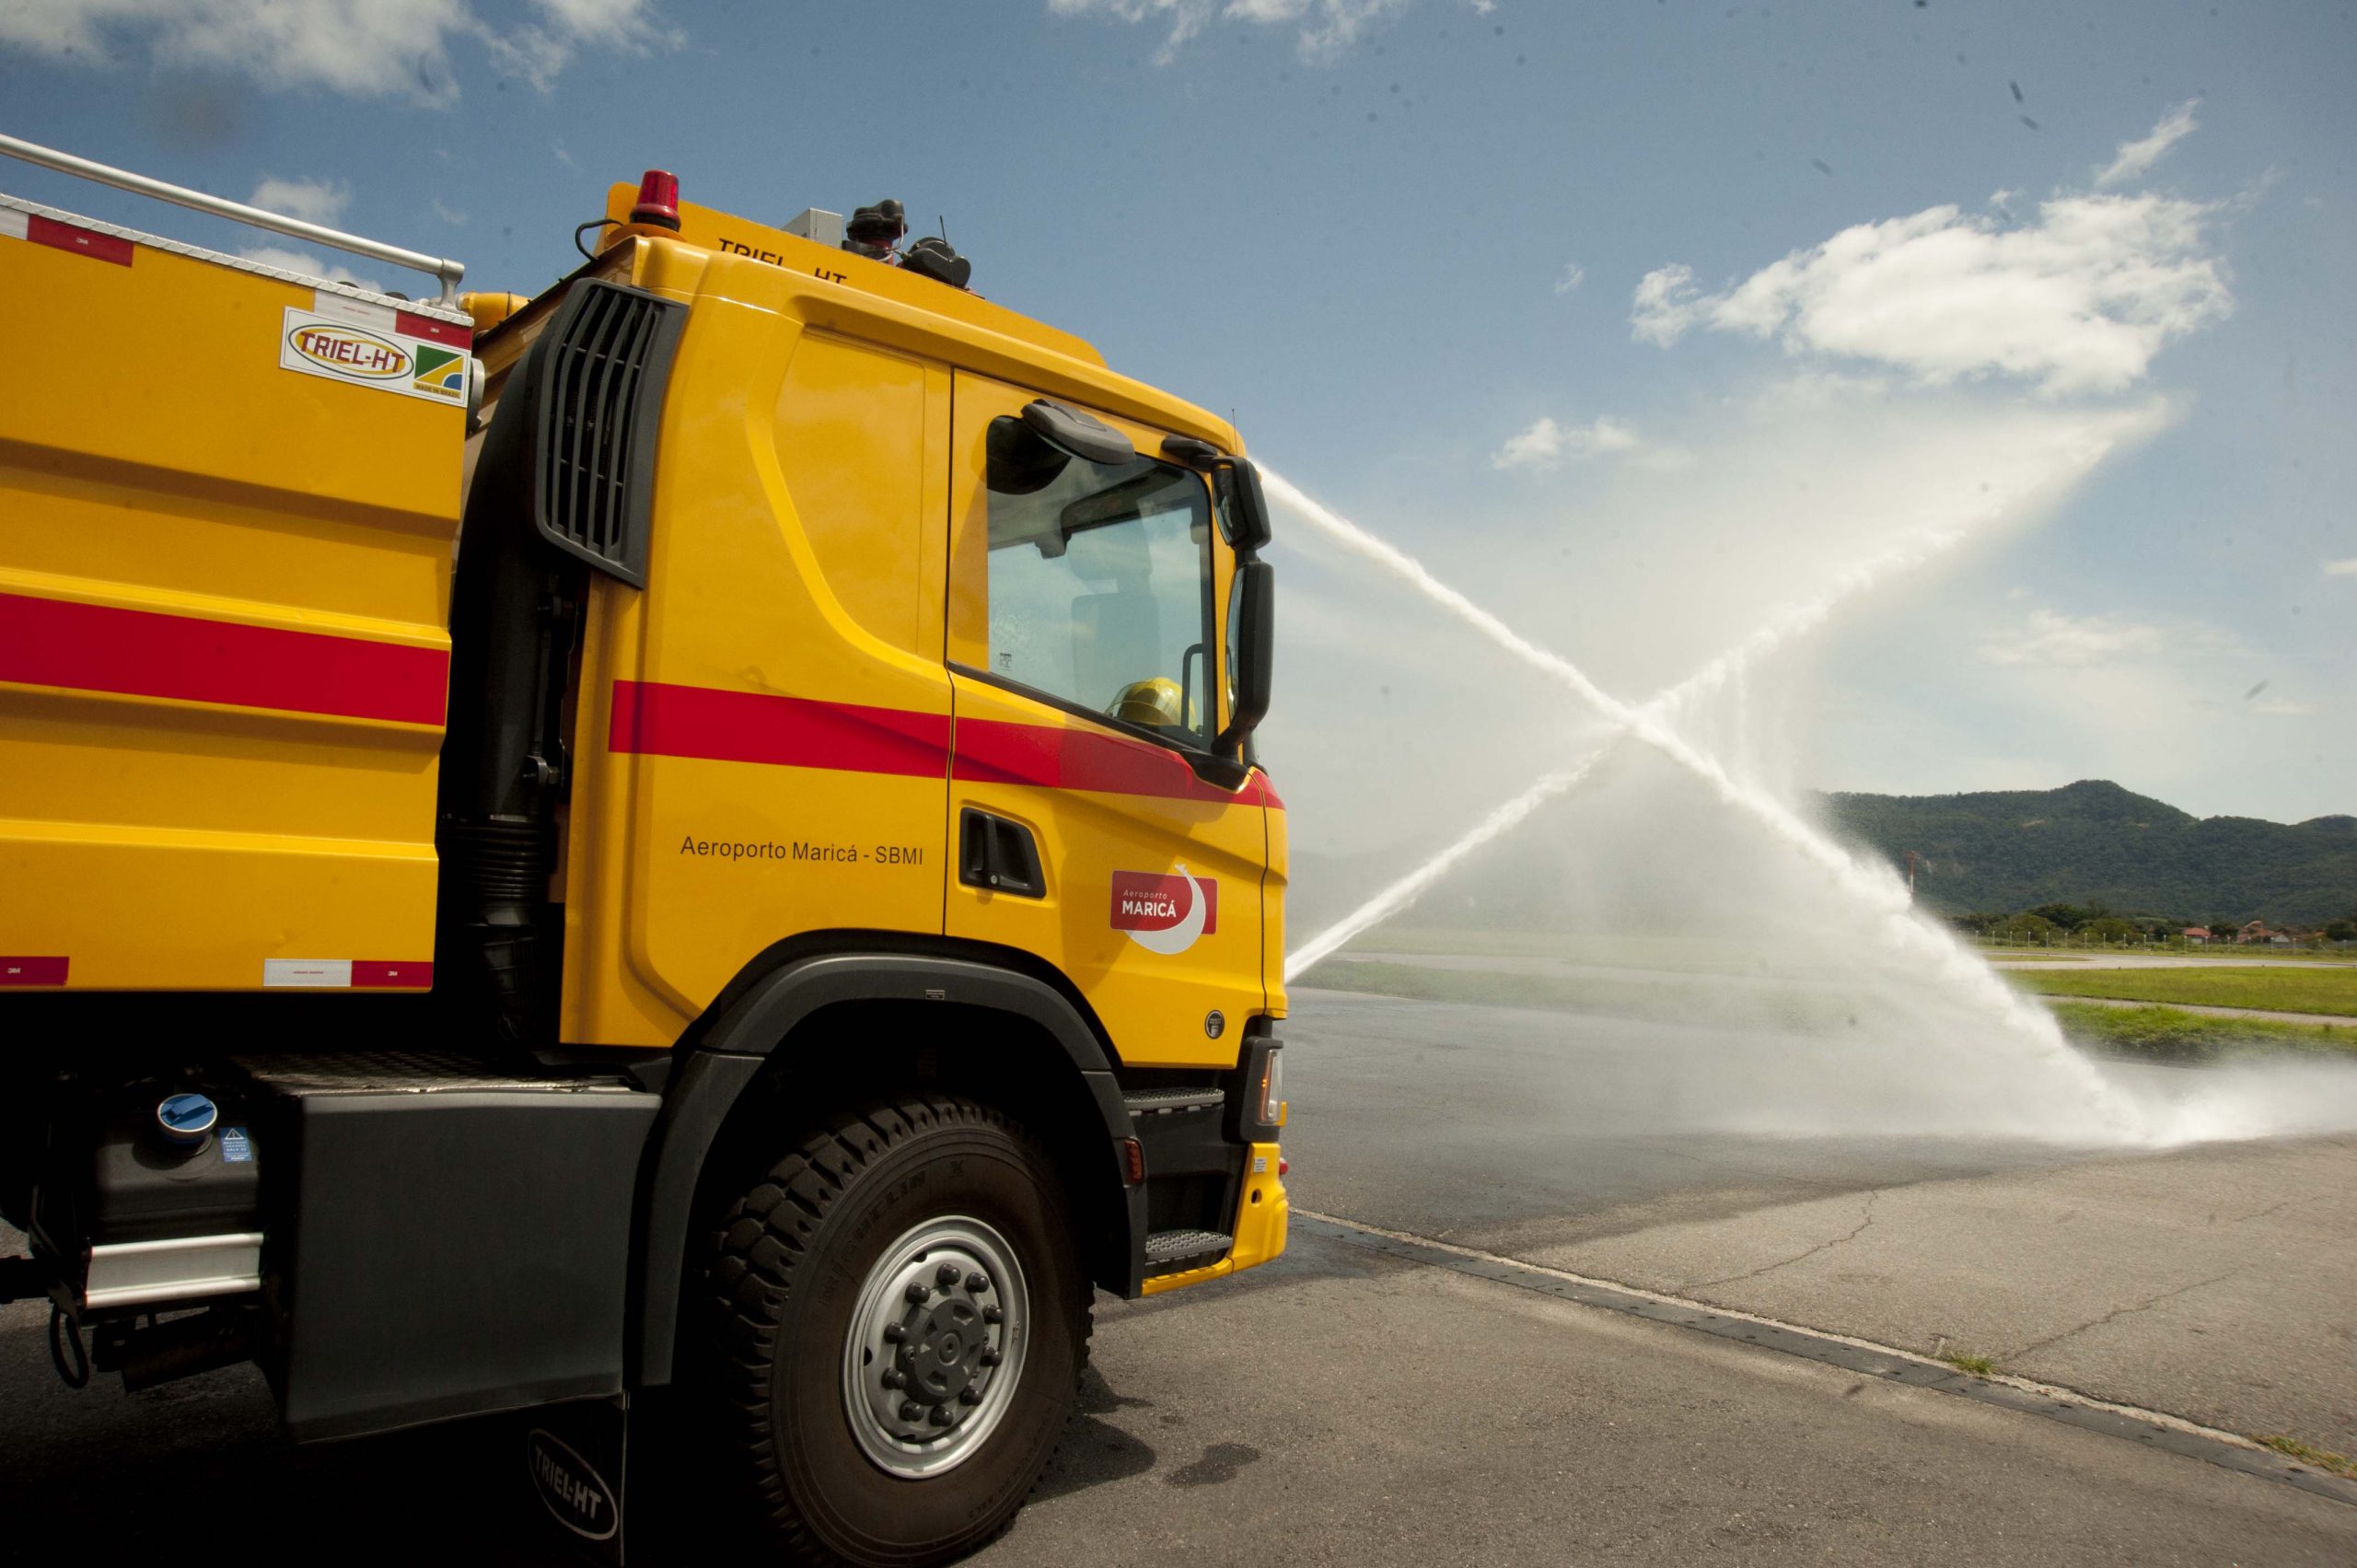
[629,168,680,230]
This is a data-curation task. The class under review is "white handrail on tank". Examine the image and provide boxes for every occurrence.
[0,131,465,304]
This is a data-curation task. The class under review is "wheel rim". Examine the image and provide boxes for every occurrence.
[841,1214,1031,1479]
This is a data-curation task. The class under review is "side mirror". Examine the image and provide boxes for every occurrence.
[1022,399,1135,467]
[1214,459,1273,554]
[1219,560,1274,752]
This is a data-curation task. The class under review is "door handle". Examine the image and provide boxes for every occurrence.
[958,808,1046,899]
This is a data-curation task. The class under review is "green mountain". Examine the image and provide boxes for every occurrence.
[1820,780,2357,927]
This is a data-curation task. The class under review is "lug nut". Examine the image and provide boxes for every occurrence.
[958,1388,981,1406]
[935,1262,962,1287]
[980,1348,1002,1367]
[928,1406,953,1426]
[906,1283,931,1304]
[900,1400,924,1422]
[982,1306,1004,1324]
[965,1271,990,1293]
[881,1370,904,1389]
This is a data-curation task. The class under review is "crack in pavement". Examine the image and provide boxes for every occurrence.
[2231,1197,2300,1225]
[1291,1212,2357,1510]
[2005,1272,2236,1361]
[1683,1191,1880,1291]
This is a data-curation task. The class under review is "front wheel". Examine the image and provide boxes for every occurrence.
[702,1097,1089,1566]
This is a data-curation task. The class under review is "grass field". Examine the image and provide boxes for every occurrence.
[2005,965,2357,1017]
[2050,1003,2357,1063]
[1296,949,2357,1068]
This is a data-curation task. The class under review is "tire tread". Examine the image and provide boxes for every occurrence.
[700,1094,1090,1566]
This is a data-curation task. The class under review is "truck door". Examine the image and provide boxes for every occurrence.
[944,375,1266,1068]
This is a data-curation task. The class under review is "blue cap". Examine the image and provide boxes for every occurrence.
[157,1092,219,1146]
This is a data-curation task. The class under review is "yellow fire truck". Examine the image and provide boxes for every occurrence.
[0,136,1287,1563]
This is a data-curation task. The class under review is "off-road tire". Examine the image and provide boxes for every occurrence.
[702,1097,1090,1566]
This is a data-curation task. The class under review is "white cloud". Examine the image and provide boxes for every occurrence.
[247,176,350,226]
[2095,100,2200,189]
[0,0,675,101]
[2325,558,2357,577]
[1492,414,1646,471]
[238,244,384,296]
[1979,606,2233,668]
[430,197,468,227]
[1631,192,2231,396]
[1552,261,1585,296]
[1048,0,1409,63]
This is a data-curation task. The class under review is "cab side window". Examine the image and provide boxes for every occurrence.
[978,416,1216,749]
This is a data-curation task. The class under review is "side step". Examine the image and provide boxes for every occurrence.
[1144,1228,1233,1269]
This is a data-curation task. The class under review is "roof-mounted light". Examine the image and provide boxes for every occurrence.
[629,168,680,230]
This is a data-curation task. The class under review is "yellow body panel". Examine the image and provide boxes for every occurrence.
[556,236,1271,1060]
[559,249,955,1045]
[600,186,1107,369]
[0,209,459,990]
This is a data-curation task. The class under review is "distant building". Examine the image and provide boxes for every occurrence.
[2181,926,2211,942]
[2238,920,2272,944]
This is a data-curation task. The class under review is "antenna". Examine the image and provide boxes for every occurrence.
[938,214,948,243]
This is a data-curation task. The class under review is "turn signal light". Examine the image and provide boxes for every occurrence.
[630,168,681,230]
[1257,1049,1284,1128]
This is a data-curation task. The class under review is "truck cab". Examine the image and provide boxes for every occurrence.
[0,145,1287,1564]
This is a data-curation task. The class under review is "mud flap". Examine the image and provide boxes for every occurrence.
[526,1394,631,1562]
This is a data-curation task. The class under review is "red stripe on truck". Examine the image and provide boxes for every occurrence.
[0,592,449,726]
[953,717,1256,805]
[609,679,952,777]
[27,215,133,266]
[607,679,1277,806]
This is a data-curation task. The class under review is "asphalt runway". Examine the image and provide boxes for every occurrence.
[4,987,2352,1562]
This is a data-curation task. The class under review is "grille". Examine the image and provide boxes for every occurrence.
[531,279,685,587]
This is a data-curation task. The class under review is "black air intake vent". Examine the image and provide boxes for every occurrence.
[529,279,686,587]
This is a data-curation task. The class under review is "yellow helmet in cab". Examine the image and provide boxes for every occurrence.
[1110,677,1194,731]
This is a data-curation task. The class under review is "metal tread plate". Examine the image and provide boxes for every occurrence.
[1144,1228,1234,1265]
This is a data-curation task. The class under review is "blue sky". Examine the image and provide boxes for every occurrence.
[4,0,2350,833]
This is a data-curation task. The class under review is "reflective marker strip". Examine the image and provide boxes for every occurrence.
[0,208,25,241]
[354,960,433,989]
[26,213,134,266]
[396,309,471,348]
[265,959,352,988]
[262,959,432,989]
[309,290,398,331]
[0,957,69,986]
[308,291,471,348]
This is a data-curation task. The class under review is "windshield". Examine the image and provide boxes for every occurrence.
[979,416,1217,749]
